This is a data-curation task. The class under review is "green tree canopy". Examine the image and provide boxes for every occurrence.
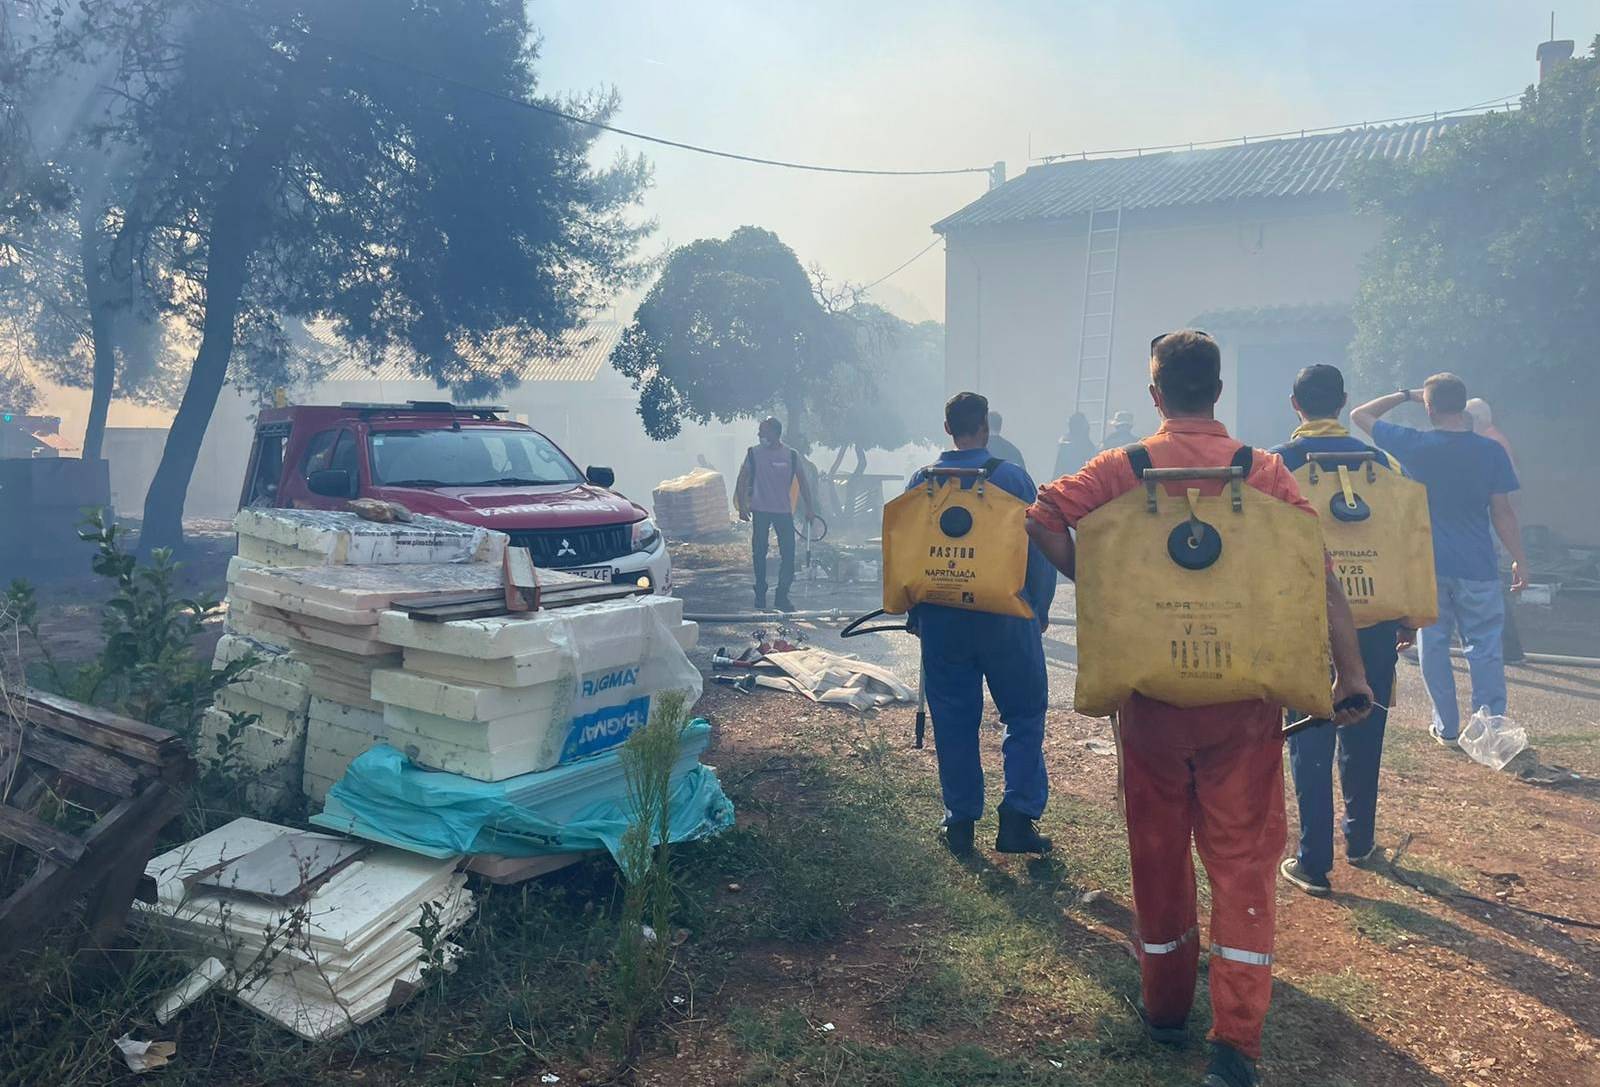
[610,226,850,440]
[21,0,650,548]
[806,303,943,455]
[1348,39,1600,417]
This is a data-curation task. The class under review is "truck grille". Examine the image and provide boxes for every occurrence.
[509,524,632,568]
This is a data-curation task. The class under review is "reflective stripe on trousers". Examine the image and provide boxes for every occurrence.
[1140,926,1198,957]
[1211,944,1272,968]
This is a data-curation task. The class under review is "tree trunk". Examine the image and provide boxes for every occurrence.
[79,204,116,463]
[138,102,294,553]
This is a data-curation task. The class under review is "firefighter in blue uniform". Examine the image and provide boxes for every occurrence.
[909,392,1056,856]
[1271,364,1405,895]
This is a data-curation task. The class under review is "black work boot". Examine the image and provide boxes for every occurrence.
[994,806,1052,854]
[942,820,975,857]
[1202,1041,1260,1086]
[774,593,796,613]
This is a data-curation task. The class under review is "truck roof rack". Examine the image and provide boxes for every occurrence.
[339,401,507,418]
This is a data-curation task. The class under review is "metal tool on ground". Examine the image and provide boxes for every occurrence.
[842,608,926,748]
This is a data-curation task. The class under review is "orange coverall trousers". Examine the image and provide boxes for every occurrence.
[1119,695,1286,1060]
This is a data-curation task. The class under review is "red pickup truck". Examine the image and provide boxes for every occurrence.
[238,401,670,590]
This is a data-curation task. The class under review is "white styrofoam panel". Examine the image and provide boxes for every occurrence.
[382,703,562,751]
[210,692,309,742]
[228,581,383,627]
[382,720,563,781]
[238,608,395,656]
[308,696,387,734]
[307,716,385,762]
[371,668,563,722]
[223,669,313,714]
[233,561,503,611]
[376,593,681,658]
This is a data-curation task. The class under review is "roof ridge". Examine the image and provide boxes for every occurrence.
[934,116,1470,232]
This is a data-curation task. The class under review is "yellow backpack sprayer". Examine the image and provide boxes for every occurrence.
[1292,451,1437,629]
[880,459,1033,619]
[848,459,1038,747]
[1073,445,1334,719]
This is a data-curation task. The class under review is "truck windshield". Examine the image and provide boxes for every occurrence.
[368,427,583,487]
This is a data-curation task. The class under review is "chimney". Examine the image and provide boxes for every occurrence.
[1538,38,1574,81]
[1537,10,1575,84]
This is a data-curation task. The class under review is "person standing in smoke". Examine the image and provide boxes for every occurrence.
[1101,409,1137,450]
[985,410,1028,474]
[1352,374,1527,745]
[1053,411,1096,478]
[734,416,816,613]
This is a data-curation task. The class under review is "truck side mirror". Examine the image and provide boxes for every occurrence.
[586,465,615,489]
[307,468,354,498]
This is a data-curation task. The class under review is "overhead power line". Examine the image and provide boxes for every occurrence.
[1035,92,1525,163]
[860,238,943,293]
[200,0,992,178]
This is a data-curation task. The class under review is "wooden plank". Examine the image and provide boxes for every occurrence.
[15,703,176,767]
[0,781,181,959]
[84,788,187,948]
[17,727,144,798]
[0,805,85,865]
[17,688,181,754]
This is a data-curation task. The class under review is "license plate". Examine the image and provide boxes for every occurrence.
[569,565,615,582]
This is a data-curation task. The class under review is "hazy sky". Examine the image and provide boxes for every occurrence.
[532,1,1591,323]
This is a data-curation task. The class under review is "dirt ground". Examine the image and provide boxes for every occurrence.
[6,526,1598,1086]
[661,535,1600,1086]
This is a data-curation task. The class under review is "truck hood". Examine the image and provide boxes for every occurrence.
[370,482,644,530]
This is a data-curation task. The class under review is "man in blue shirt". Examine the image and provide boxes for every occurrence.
[909,392,1056,857]
[1352,373,1528,745]
[1271,365,1403,896]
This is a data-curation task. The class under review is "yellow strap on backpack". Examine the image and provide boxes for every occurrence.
[1074,444,1332,718]
[1293,452,1438,629]
[881,461,1033,619]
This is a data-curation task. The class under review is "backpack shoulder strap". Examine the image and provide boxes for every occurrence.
[1123,443,1152,478]
[1230,444,1254,473]
[980,457,1005,477]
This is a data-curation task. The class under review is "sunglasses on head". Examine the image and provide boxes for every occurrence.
[1151,329,1212,351]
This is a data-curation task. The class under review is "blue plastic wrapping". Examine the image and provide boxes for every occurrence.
[311,720,733,867]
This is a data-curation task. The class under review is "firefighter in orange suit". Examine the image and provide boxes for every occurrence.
[1026,332,1372,1087]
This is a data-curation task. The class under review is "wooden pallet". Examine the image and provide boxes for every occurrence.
[0,689,194,960]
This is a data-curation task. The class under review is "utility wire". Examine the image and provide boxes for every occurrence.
[1036,92,1524,162]
[199,0,991,178]
[859,238,943,293]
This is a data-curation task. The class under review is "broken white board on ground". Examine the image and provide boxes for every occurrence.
[234,507,507,565]
[139,817,472,1041]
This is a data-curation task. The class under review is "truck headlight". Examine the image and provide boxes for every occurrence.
[632,517,660,552]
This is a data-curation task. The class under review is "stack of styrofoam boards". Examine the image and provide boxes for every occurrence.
[226,560,516,709]
[139,818,471,1041]
[371,596,698,781]
[233,507,508,567]
[303,697,388,804]
[202,634,314,810]
[651,467,730,538]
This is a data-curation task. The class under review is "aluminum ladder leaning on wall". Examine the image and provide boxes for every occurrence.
[1071,205,1123,444]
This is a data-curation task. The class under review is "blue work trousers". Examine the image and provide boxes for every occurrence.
[917,606,1048,823]
[1287,621,1399,879]
[1420,576,1506,739]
